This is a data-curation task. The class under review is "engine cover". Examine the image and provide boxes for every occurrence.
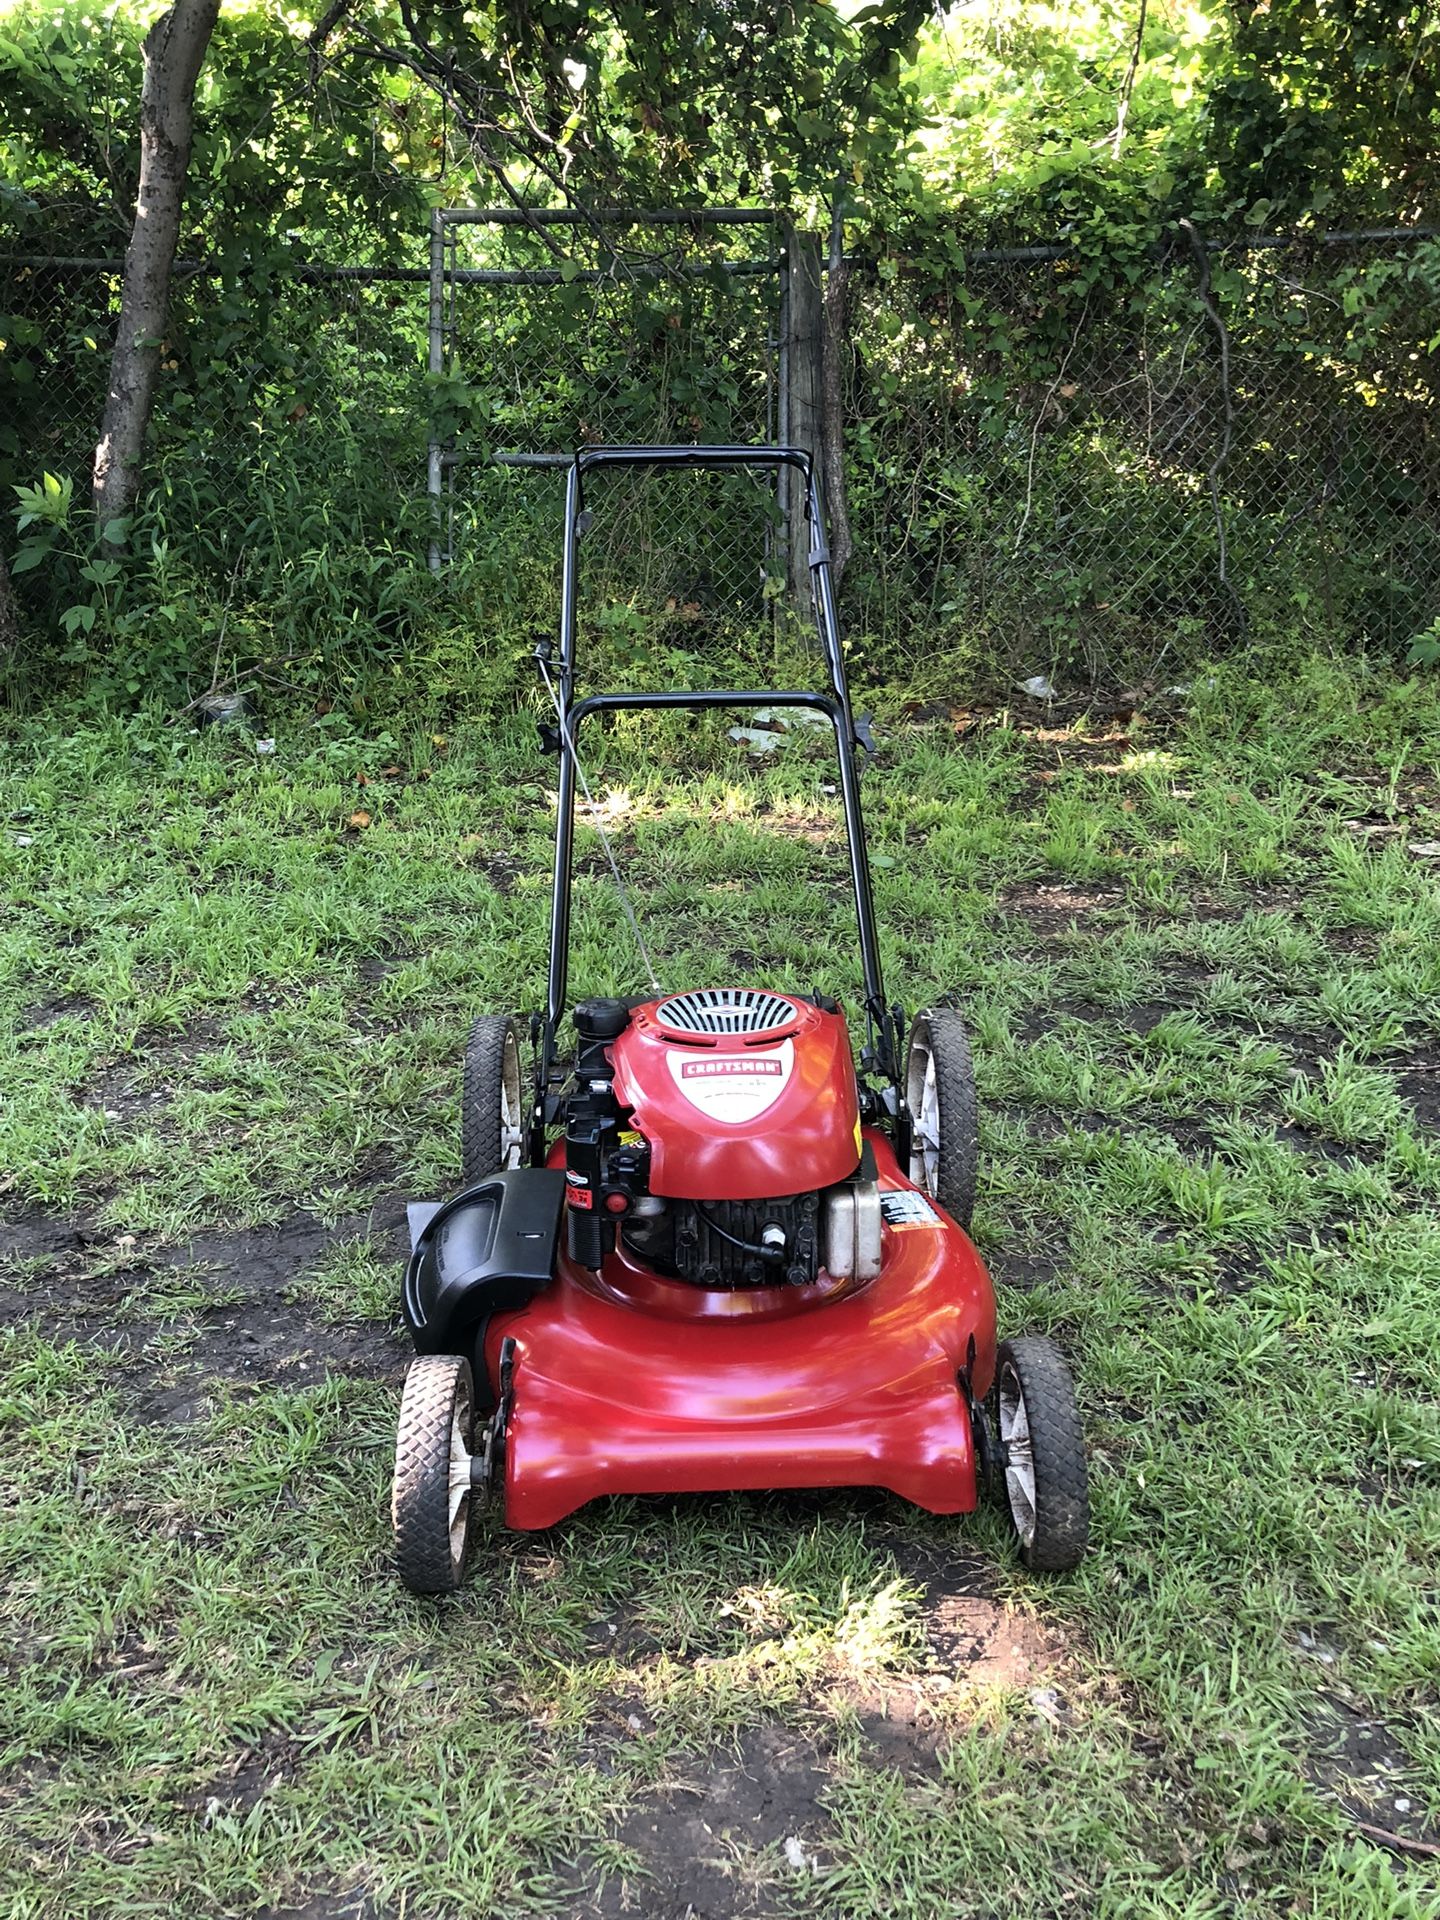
[610,989,862,1201]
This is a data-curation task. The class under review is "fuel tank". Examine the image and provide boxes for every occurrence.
[609,988,861,1201]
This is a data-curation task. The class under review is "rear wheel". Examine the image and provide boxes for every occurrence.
[392,1354,476,1593]
[993,1337,1089,1572]
[905,1008,979,1228]
[462,1016,525,1186]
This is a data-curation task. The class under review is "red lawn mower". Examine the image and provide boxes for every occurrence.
[391,446,1088,1592]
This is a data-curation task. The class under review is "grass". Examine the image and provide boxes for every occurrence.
[1,651,1439,1917]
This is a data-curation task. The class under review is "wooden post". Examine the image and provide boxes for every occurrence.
[784,224,824,615]
[0,550,18,661]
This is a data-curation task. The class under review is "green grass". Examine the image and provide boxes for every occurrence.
[2,652,1440,1917]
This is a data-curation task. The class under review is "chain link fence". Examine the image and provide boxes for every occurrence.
[6,260,428,501]
[426,209,785,653]
[2,239,436,673]
[843,228,1440,677]
[4,219,1437,681]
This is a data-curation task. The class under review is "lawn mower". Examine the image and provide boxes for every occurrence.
[391,445,1088,1592]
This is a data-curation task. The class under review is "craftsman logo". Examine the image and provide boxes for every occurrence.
[680,1057,784,1078]
[668,1040,793,1124]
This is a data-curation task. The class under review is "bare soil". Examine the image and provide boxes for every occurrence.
[0,1202,411,1423]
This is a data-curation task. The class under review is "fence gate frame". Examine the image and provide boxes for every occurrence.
[424,205,812,576]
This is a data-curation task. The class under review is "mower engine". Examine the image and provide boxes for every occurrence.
[563,990,882,1290]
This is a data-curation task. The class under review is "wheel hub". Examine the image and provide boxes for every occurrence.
[469,1335,517,1505]
[997,1362,1038,1549]
[500,1030,524,1169]
[907,1044,940,1192]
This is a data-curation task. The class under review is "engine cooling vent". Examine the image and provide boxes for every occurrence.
[654,988,798,1037]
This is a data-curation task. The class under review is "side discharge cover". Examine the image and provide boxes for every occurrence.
[402,1168,565,1353]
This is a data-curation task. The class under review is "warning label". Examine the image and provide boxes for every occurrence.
[880,1189,941,1228]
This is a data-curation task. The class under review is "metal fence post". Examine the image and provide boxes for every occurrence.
[784,223,823,614]
[426,206,445,575]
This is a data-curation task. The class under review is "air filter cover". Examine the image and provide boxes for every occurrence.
[653,988,800,1038]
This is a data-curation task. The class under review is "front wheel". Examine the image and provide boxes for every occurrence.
[392,1354,477,1593]
[992,1337,1089,1572]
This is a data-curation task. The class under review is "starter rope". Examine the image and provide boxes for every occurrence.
[537,656,662,995]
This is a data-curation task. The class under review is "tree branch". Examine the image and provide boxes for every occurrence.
[307,0,355,88]
[1111,0,1148,156]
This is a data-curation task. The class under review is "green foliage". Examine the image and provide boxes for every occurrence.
[10,472,125,649]
[1408,617,1440,667]
[1,0,1438,698]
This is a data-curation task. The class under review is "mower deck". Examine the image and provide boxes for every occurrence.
[485,1131,995,1530]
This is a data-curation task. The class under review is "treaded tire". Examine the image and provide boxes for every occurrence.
[905,1007,979,1228]
[392,1354,476,1594]
[993,1336,1089,1573]
[461,1016,524,1186]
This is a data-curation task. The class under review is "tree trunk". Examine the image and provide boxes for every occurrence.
[0,549,19,661]
[92,0,220,530]
[820,197,853,593]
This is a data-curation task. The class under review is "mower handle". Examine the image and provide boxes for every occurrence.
[572,444,812,479]
[534,444,902,1158]
[567,688,839,728]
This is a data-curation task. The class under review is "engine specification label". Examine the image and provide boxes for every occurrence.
[880,1189,941,1228]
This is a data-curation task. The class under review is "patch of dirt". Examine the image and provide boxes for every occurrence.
[564,1520,1080,1916]
[1116,1000,1187,1038]
[188,1728,303,1814]
[253,1895,376,1920]
[1302,1692,1438,1856]
[846,1687,946,1773]
[986,1104,1076,1147]
[998,880,1129,934]
[102,1015,231,1084]
[77,1067,174,1126]
[1157,1115,1223,1156]
[923,1591,1061,1689]
[1213,1250,1260,1297]
[0,1203,411,1420]
[569,1723,835,1920]
[875,1528,1069,1695]
[0,1209,106,1267]
[1270,1121,1379,1169]
[18,994,98,1031]
[1392,1058,1440,1131]
[990,1247,1063,1295]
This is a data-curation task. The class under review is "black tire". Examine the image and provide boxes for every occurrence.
[392,1354,476,1593]
[461,1015,524,1187]
[905,1007,979,1228]
[992,1337,1089,1573]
